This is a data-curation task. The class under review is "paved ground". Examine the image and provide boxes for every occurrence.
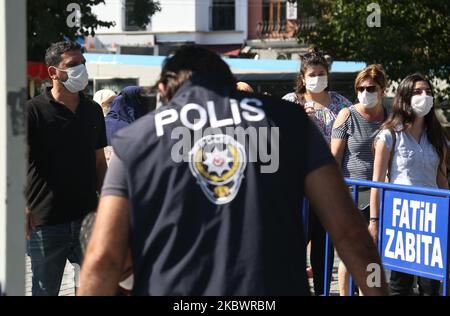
[25,256,76,296]
[25,251,343,296]
[25,253,432,296]
[306,249,341,296]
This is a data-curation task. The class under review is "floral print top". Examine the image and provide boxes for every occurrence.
[282,91,352,144]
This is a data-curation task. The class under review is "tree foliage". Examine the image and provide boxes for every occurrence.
[295,0,450,97]
[28,0,161,62]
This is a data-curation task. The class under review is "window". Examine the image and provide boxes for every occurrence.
[211,0,235,31]
[124,0,145,31]
[262,0,287,34]
[262,0,286,24]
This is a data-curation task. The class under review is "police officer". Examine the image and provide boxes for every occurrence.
[79,45,388,296]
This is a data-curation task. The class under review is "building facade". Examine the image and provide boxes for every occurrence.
[90,0,248,55]
[88,0,308,58]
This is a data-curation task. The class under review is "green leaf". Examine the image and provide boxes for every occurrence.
[27,0,161,61]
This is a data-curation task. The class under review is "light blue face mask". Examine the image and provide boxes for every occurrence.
[54,64,89,93]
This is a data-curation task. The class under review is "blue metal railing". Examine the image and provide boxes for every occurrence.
[303,178,450,296]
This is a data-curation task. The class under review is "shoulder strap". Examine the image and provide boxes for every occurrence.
[387,129,396,181]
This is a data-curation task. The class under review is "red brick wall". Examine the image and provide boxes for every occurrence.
[248,0,263,39]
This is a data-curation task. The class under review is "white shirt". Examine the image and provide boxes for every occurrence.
[375,127,439,188]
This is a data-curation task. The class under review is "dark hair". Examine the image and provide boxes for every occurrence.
[45,41,82,67]
[295,46,330,95]
[157,45,236,102]
[381,73,448,174]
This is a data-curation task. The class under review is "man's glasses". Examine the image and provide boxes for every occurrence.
[412,89,432,96]
[356,86,377,93]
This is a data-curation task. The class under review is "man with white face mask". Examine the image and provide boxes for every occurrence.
[26,41,107,296]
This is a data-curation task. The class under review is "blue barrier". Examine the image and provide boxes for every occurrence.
[303,178,450,296]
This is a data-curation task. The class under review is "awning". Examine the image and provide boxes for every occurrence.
[203,44,241,57]
[64,35,86,47]
[27,62,49,80]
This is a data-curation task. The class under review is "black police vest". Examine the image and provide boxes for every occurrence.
[113,76,310,295]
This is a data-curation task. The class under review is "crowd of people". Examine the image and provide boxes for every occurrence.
[25,40,448,296]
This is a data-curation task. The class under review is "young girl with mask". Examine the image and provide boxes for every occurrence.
[282,47,352,295]
[282,47,352,144]
[331,64,388,295]
[370,74,448,296]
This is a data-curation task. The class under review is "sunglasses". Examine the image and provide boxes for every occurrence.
[412,88,432,96]
[356,86,377,93]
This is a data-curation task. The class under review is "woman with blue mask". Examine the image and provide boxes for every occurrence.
[370,73,449,296]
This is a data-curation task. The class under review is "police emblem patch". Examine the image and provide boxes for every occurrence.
[189,134,247,205]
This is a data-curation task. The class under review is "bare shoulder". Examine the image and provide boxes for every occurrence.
[333,107,352,129]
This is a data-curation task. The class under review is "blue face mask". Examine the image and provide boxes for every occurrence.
[55,64,89,93]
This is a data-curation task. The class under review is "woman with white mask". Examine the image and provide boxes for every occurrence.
[331,64,388,296]
[282,47,352,296]
[283,47,352,145]
[370,74,448,296]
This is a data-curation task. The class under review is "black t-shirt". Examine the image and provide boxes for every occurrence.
[27,88,107,226]
[110,76,335,296]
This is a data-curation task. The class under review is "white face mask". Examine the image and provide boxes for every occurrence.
[305,76,328,93]
[55,64,89,93]
[411,95,434,117]
[358,91,379,108]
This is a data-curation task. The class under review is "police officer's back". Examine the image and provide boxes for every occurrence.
[79,45,389,297]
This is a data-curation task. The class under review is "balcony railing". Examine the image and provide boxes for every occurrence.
[255,16,316,39]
